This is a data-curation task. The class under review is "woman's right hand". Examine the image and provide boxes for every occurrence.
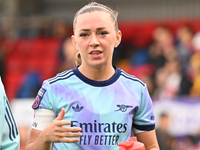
[40,108,82,144]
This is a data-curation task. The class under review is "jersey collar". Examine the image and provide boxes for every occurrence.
[73,66,121,87]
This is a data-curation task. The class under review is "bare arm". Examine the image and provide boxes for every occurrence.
[136,129,160,150]
[25,128,51,150]
[25,108,82,150]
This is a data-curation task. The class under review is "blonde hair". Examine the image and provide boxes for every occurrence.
[75,52,82,66]
[73,2,119,66]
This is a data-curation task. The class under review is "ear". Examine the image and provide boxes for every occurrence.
[71,35,79,51]
[114,30,122,48]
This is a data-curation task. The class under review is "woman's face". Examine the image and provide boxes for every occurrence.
[72,11,121,68]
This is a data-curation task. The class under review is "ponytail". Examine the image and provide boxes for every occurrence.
[75,52,82,66]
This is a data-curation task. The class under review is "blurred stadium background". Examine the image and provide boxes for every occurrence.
[0,0,200,149]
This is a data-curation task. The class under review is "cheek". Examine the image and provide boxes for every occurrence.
[76,40,87,50]
[102,42,115,56]
[76,41,89,58]
[103,38,116,50]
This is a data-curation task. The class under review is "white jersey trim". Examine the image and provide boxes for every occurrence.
[133,128,145,134]
[121,70,145,86]
[48,70,73,84]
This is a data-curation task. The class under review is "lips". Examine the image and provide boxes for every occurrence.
[89,50,102,55]
[89,50,102,58]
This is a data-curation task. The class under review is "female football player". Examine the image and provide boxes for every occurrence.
[26,2,159,150]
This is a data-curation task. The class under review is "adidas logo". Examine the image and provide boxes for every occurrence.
[72,104,83,112]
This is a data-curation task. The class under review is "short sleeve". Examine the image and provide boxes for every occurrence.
[32,80,55,111]
[133,84,156,131]
[31,80,57,130]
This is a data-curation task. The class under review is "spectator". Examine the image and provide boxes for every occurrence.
[148,25,177,71]
[189,52,200,96]
[16,72,41,98]
[156,113,175,150]
[192,32,200,52]
[175,25,195,73]
[57,37,77,72]
[153,67,169,99]
[52,20,71,72]
[153,58,192,99]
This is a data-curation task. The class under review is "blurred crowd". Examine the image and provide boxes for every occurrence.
[116,24,200,99]
[0,19,200,150]
[115,23,200,149]
[155,112,200,150]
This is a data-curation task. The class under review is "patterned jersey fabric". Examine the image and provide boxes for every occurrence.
[32,67,155,150]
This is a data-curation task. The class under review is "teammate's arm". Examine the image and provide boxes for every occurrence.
[26,128,51,150]
[25,108,82,150]
[136,129,160,150]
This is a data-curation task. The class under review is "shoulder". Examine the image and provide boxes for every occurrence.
[0,77,5,95]
[46,69,75,85]
[32,70,75,110]
[0,77,6,107]
[119,69,145,87]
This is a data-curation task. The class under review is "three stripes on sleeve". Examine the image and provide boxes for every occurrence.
[4,99,19,141]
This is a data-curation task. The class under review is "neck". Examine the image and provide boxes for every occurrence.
[78,64,115,81]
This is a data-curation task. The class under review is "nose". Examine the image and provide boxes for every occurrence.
[89,34,100,47]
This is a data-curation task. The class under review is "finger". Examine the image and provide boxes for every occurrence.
[65,132,82,138]
[56,108,65,121]
[65,138,80,143]
[59,126,82,132]
[54,120,71,126]
[55,132,82,138]
[56,137,81,143]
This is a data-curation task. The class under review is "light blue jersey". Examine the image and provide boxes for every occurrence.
[32,67,155,150]
[0,77,20,150]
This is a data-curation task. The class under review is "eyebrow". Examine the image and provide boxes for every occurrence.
[79,27,108,32]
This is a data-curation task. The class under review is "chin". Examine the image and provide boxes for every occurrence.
[89,62,108,68]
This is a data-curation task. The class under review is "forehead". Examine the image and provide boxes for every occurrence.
[75,11,114,30]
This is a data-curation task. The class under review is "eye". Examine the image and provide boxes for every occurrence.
[80,33,88,37]
[99,31,108,36]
